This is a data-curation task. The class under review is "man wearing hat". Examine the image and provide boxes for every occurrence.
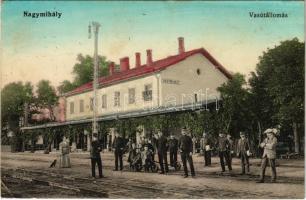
[169,134,178,167]
[178,127,195,178]
[90,133,104,178]
[257,128,278,183]
[156,129,169,174]
[151,133,159,161]
[216,132,232,172]
[112,129,125,171]
[226,134,234,167]
[237,132,250,174]
[200,132,212,166]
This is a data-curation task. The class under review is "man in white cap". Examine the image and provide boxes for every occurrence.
[257,128,278,183]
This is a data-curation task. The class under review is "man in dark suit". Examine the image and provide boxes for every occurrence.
[112,129,125,171]
[151,133,158,161]
[200,132,212,166]
[237,132,250,174]
[169,135,178,167]
[90,133,104,178]
[156,129,169,174]
[216,132,232,172]
[226,134,234,168]
[179,127,195,178]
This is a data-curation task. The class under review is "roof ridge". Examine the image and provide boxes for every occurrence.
[64,47,231,97]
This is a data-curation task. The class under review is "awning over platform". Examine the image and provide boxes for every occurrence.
[21,100,218,130]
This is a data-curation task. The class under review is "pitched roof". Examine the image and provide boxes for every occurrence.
[65,48,232,97]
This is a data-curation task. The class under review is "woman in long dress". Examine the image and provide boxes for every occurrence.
[59,136,71,168]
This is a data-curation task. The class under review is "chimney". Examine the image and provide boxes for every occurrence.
[120,57,130,72]
[178,37,185,54]
[108,62,115,75]
[135,52,141,68]
[146,49,153,66]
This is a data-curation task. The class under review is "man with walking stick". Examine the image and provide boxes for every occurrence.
[257,128,278,183]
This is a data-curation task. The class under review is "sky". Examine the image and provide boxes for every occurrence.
[1,1,304,89]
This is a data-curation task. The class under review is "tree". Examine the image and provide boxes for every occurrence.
[35,80,58,121]
[249,71,276,152]
[1,82,34,151]
[57,54,114,94]
[1,82,34,126]
[57,80,75,95]
[251,38,304,153]
[217,73,251,138]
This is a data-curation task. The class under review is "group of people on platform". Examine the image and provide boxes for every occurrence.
[89,127,278,183]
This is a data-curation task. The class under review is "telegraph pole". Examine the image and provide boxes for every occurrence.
[88,21,100,135]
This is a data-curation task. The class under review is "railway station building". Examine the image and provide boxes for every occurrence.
[21,37,232,152]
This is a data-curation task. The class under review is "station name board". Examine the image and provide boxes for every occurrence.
[162,79,180,85]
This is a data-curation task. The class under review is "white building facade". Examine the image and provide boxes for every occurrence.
[64,38,231,123]
[21,37,232,152]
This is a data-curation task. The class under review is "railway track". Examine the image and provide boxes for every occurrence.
[1,167,294,198]
[2,167,186,198]
[1,153,304,198]
[3,156,303,186]
[2,169,108,198]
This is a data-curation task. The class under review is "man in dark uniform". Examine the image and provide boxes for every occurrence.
[200,132,212,166]
[216,132,232,172]
[112,130,125,171]
[90,133,104,178]
[226,134,234,168]
[237,132,250,174]
[151,133,158,161]
[169,135,178,167]
[179,127,195,178]
[156,129,169,174]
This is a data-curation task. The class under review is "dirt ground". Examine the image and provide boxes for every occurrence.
[1,151,305,198]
